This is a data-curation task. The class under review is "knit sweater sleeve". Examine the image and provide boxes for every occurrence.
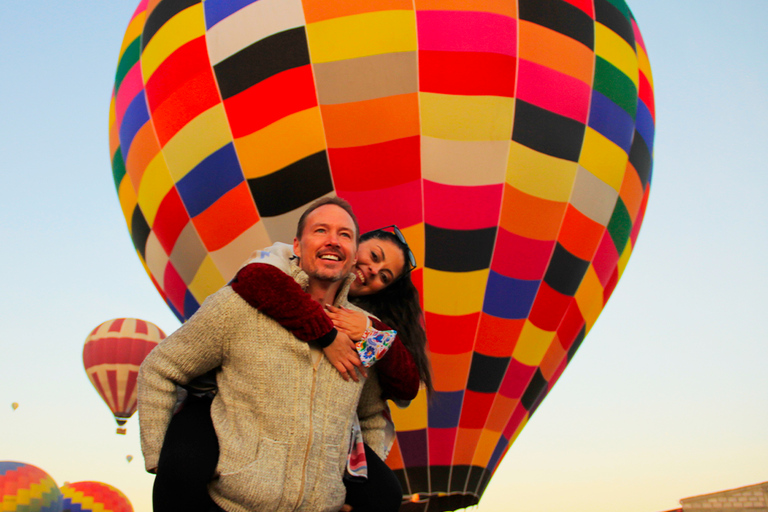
[370,318,420,401]
[231,263,337,348]
[137,288,234,473]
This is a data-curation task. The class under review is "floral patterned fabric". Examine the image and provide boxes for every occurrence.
[356,328,396,368]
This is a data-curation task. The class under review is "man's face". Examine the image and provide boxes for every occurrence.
[293,204,358,283]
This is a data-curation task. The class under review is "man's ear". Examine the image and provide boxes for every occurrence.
[293,237,301,259]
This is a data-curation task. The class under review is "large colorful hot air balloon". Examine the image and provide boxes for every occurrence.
[0,461,63,512]
[60,481,133,512]
[83,318,165,434]
[109,0,654,509]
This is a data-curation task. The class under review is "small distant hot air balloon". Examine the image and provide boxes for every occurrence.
[0,461,63,512]
[11,402,18,411]
[61,481,133,512]
[125,455,133,463]
[83,318,165,434]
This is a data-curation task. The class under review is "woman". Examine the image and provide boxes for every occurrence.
[153,226,433,512]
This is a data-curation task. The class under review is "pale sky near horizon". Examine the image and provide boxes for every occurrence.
[1,1,766,512]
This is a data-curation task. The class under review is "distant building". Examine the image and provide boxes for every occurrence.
[662,482,768,512]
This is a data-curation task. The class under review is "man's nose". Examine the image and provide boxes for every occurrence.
[326,231,341,246]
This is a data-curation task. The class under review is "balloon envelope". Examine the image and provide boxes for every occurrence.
[109,0,654,509]
[82,318,165,432]
[0,461,63,512]
[60,481,133,512]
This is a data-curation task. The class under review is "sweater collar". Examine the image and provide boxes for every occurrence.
[288,259,356,307]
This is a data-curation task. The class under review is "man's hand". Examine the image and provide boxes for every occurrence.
[323,331,366,381]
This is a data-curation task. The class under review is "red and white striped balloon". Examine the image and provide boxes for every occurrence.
[82,318,164,434]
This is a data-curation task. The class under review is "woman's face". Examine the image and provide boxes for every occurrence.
[349,238,406,296]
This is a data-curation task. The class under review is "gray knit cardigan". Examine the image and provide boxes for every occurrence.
[137,264,388,512]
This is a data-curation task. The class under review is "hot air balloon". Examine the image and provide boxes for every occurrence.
[11,402,18,411]
[60,481,133,512]
[126,455,133,463]
[83,318,165,434]
[109,0,654,509]
[0,461,63,512]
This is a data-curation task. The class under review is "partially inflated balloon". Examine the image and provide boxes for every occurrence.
[0,461,62,512]
[60,482,133,512]
[110,0,654,509]
[83,318,165,434]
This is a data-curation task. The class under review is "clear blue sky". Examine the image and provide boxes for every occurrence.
[1,1,766,511]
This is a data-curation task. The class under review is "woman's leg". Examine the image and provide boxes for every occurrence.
[153,394,219,512]
[344,443,403,512]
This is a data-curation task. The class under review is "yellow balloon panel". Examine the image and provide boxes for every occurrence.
[306,11,418,63]
[420,93,516,141]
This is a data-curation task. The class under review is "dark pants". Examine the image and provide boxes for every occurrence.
[154,394,402,512]
[153,394,218,512]
[345,443,403,512]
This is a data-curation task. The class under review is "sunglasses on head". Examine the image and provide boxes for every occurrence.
[376,225,417,273]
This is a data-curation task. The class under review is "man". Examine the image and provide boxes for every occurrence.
[138,197,388,512]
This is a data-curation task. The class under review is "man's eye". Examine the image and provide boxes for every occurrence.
[371,252,379,262]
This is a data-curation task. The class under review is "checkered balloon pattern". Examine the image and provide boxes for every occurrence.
[109,0,654,509]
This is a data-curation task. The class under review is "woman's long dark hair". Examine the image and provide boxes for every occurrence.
[350,230,434,396]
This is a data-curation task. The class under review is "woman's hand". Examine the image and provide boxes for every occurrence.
[325,305,368,341]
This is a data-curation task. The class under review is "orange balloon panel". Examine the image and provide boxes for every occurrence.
[109,0,654,508]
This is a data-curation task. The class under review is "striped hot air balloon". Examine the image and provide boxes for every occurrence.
[0,461,62,512]
[109,0,654,509]
[60,481,133,512]
[82,318,164,434]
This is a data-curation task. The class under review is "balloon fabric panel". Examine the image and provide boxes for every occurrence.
[516,60,592,122]
[214,29,311,100]
[222,65,317,138]
[109,0,655,508]
[190,183,258,250]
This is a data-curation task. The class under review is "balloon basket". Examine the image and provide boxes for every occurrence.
[400,491,478,511]
[116,427,127,435]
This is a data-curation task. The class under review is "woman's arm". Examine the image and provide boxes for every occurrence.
[231,263,336,346]
[369,318,420,401]
[327,305,420,402]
